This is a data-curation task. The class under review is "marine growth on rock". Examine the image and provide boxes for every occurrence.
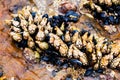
[5,5,120,78]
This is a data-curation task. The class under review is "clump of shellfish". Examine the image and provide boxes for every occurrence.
[84,0,120,26]
[5,5,120,78]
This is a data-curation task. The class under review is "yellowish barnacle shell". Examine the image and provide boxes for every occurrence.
[28,24,37,34]
[10,26,21,32]
[96,49,102,60]
[35,30,45,41]
[110,43,120,56]
[86,42,93,53]
[100,55,110,68]
[96,37,105,50]
[112,0,120,4]
[101,43,108,53]
[75,38,82,49]
[34,51,40,59]
[72,32,79,43]
[20,19,28,28]
[68,46,73,58]
[99,0,105,4]
[82,32,88,46]
[10,32,22,42]
[27,36,35,48]
[88,33,93,42]
[11,14,18,18]
[72,45,82,58]
[45,22,53,33]
[90,1,95,10]
[35,47,42,53]
[94,61,99,70]
[5,20,12,26]
[22,9,31,19]
[31,6,38,12]
[60,22,65,31]
[40,17,47,26]
[36,41,49,50]
[53,39,61,50]
[65,31,71,42]
[72,44,88,65]
[68,25,80,32]
[18,14,25,20]
[49,36,55,45]
[55,26,63,36]
[91,52,97,63]
[34,13,42,24]
[23,31,29,40]
[110,57,120,68]
[23,47,37,62]
[28,15,34,24]
[94,5,102,12]
[105,0,112,6]
[59,44,68,56]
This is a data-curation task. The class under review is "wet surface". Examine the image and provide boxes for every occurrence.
[0,0,120,80]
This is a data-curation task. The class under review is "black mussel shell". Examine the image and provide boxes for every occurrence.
[42,14,49,18]
[95,68,103,73]
[15,39,27,48]
[14,16,21,22]
[84,68,93,76]
[31,12,36,19]
[41,56,50,61]
[65,75,72,80]
[65,10,80,22]
[69,59,82,67]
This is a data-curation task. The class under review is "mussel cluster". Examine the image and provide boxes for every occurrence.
[5,6,120,77]
[84,0,120,25]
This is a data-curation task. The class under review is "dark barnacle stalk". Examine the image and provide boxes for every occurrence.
[5,5,120,78]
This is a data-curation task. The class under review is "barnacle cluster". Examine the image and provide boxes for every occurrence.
[5,5,120,77]
[84,0,120,25]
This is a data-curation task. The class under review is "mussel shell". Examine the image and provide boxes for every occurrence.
[42,14,49,18]
[13,16,21,22]
[41,56,50,61]
[65,75,72,80]
[15,39,27,48]
[84,68,93,76]
[95,68,103,73]
[69,59,82,66]
[31,12,36,19]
